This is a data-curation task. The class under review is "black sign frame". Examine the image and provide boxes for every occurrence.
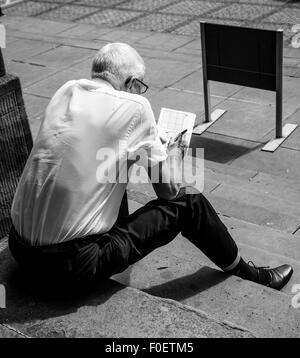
[200,22,283,138]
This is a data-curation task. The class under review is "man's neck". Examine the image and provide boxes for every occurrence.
[91,77,115,89]
[92,74,122,91]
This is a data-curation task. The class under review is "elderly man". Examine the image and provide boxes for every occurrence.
[9,43,292,293]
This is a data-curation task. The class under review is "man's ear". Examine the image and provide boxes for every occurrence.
[124,76,134,91]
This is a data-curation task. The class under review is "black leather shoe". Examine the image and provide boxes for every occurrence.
[249,261,293,291]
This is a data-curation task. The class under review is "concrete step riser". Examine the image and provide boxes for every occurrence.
[212,194,298,234]
[221,216,300,261]
[205,169,300,207]
[206,191,299,234]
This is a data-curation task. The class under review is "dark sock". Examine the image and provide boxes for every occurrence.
[228,257,259,282]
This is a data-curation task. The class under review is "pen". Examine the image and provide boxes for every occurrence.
[174,129,187,142]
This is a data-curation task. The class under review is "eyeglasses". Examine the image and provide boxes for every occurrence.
[129,78,149,94]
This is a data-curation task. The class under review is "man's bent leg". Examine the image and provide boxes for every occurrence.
[95,187,239,280]
[95,187,293,291]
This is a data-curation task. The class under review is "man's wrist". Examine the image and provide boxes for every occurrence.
[168,145,184,156]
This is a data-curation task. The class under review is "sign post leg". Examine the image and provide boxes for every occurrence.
[276,30,283,139]
[200,22,211,123]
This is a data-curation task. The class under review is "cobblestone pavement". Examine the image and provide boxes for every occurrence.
[2,0,300,45]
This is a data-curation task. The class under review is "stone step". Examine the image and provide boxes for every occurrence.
[112,201,300,337]
[221,215,300,261]
[206,184,300,234]
[127,161,300,234]
[204,161,300,207]
[185,155,300,208]
[0,240,253,338]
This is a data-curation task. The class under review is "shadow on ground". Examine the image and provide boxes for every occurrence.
[0,246,123,326]
[190,134,262,164]
[143,266,230,301]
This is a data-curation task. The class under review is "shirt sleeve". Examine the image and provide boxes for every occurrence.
[126,98,168,167]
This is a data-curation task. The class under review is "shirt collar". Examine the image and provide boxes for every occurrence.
[76,78,115,91]
[90,78,115,90]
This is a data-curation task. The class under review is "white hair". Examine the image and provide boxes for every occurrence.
[91,43,145,84]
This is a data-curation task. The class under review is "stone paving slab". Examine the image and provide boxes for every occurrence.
[78,9,142,27]
[186,151,300,206]
[230,76,300,106]
[122,13,189,32]
[3,16,77,36]
[147,87,224,125]
[115,0,185,12]
[207,183,300,233]
[231,144,300,181]
[222,215,300,261]
[136,44,201,63]
[6,60,58,88]
[27,45,95,68]
[7,27,110,51]
[91,28,151,44]
[55,23,112,39]
[23,93,48,121]
[133,31,195,52]
[28,113,43,141]
[160,0,226,16]
[204,98,297,142]
[284,47,300,60]
[2,39,60,63]
[261,6,300,26]
[3,0,300,46]
[173,17,242,36]
[142,57,200,87]
[171,70,242,98]
[3,0,58,17]
[75,0,128,7]
[69,55,98,75]
[204,161,300,205]
[210,3,278,21]
[24,67,91,98]
[23,93,49,139]
[37,4,100,22]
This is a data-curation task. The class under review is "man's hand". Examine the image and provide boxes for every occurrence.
[166,131,189,160]
[149,129,189,201]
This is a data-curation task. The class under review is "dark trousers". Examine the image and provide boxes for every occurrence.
[8,187,238,291]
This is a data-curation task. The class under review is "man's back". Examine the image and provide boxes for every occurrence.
[10,78,154,245]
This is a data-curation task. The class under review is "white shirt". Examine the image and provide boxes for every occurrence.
[11,79,167,246]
